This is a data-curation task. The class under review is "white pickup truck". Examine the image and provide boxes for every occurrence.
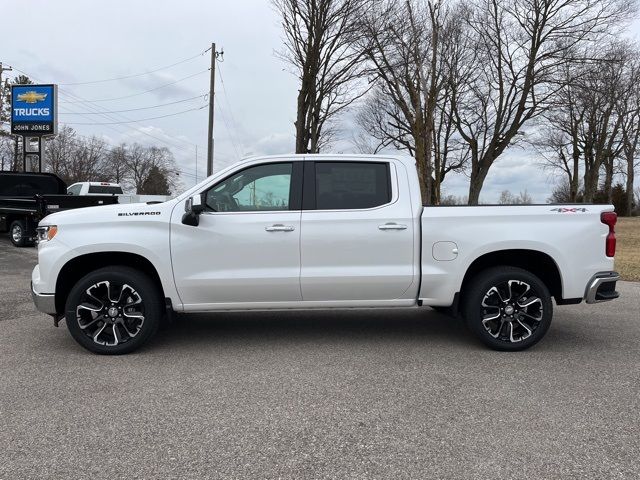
[67,181,172,204]
[31,154,620,354]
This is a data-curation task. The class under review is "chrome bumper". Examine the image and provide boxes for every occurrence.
[584,272,620,304]
[31,282,57,315]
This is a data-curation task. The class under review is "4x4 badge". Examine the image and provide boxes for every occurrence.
[550,207,587,213]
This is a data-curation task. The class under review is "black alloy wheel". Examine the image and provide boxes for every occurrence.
[65,267,162,354]
[463,266,553,351]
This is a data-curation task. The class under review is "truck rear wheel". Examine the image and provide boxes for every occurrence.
[462,266,553,351]
[64,266,162,354]
[9,219,29,247]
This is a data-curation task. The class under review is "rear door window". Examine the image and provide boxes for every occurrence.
[314,162,391,210]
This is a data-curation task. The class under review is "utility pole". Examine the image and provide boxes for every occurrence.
[207,43,223,177]
[0,62,13,127]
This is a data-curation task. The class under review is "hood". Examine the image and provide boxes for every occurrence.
[40,200,177,226]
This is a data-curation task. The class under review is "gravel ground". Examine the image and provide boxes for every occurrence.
[0,236,638,480]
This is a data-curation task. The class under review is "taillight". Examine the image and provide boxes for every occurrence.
[601,212,617,257]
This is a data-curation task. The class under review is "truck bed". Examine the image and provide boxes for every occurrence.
[419,204,614,306]
[0,194,118,215]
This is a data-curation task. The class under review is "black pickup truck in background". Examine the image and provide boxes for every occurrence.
[0,172,118,247]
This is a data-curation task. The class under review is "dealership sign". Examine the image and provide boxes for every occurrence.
[11,84,58,135]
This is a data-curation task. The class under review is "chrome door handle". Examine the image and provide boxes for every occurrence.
[265,224,295,232]
[378,223,408,230]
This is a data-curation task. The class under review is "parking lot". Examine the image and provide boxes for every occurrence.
[0,236,638,480]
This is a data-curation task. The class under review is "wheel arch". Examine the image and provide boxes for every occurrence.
[6,213,27,231]
[55,252,166,313]
[2,213,22,231]
[460,249,563,303]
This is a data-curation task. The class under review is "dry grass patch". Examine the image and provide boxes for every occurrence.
[616,217,640,282]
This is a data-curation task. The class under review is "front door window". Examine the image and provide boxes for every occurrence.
[205,163,293,212]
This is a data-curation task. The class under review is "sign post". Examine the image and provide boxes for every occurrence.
[10,84,58,172]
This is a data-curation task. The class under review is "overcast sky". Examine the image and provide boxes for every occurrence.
[4,0,640,201]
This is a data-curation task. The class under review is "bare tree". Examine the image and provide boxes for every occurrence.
[44,127,108,184]
[534,43,635,203]
[355,0,472,203]
[44,125,77,179]
[518,189,533,204]
[548,181,574,203]
[579,45,631,202]
[498,190,517,204]
[499,189,532,204]
[124,144,178,194]
[533,63,585,202]
[273,0,367,153]
[72,136,108,183]
[0,136,15,170]
[124,143,151,193]
[440,194,468,205]
[103,143,130,184]
[44,126,180,193]
[350,115,388,154]
[449,0,635,205]
[618,53,640,215]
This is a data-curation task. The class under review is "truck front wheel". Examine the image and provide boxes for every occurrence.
[65,267,162,354]
[462,266,553,351]
[9,219,28,247]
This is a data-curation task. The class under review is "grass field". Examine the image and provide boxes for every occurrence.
[616,217,640,282]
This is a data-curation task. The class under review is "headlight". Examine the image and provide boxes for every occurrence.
[36,225,58,243]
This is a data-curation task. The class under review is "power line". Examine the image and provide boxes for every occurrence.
[53,74,207,153]
[58,49,211,86]
[216,63,244,158]
[59,69,210,103]
[214,97,241,160]
[58,93,206,115]
[55,88,204,153]
[64,104,206,126]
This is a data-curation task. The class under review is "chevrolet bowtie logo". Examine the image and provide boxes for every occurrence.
[17,91,47,104]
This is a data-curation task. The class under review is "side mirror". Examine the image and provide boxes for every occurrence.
[182,194,205,226]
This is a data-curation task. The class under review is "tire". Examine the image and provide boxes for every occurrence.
[462,266,553,351]
[65,266,162,354]
[9,220,28,247]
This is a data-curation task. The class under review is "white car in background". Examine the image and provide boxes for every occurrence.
[67,182,124,196]
[67,181,172,204]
